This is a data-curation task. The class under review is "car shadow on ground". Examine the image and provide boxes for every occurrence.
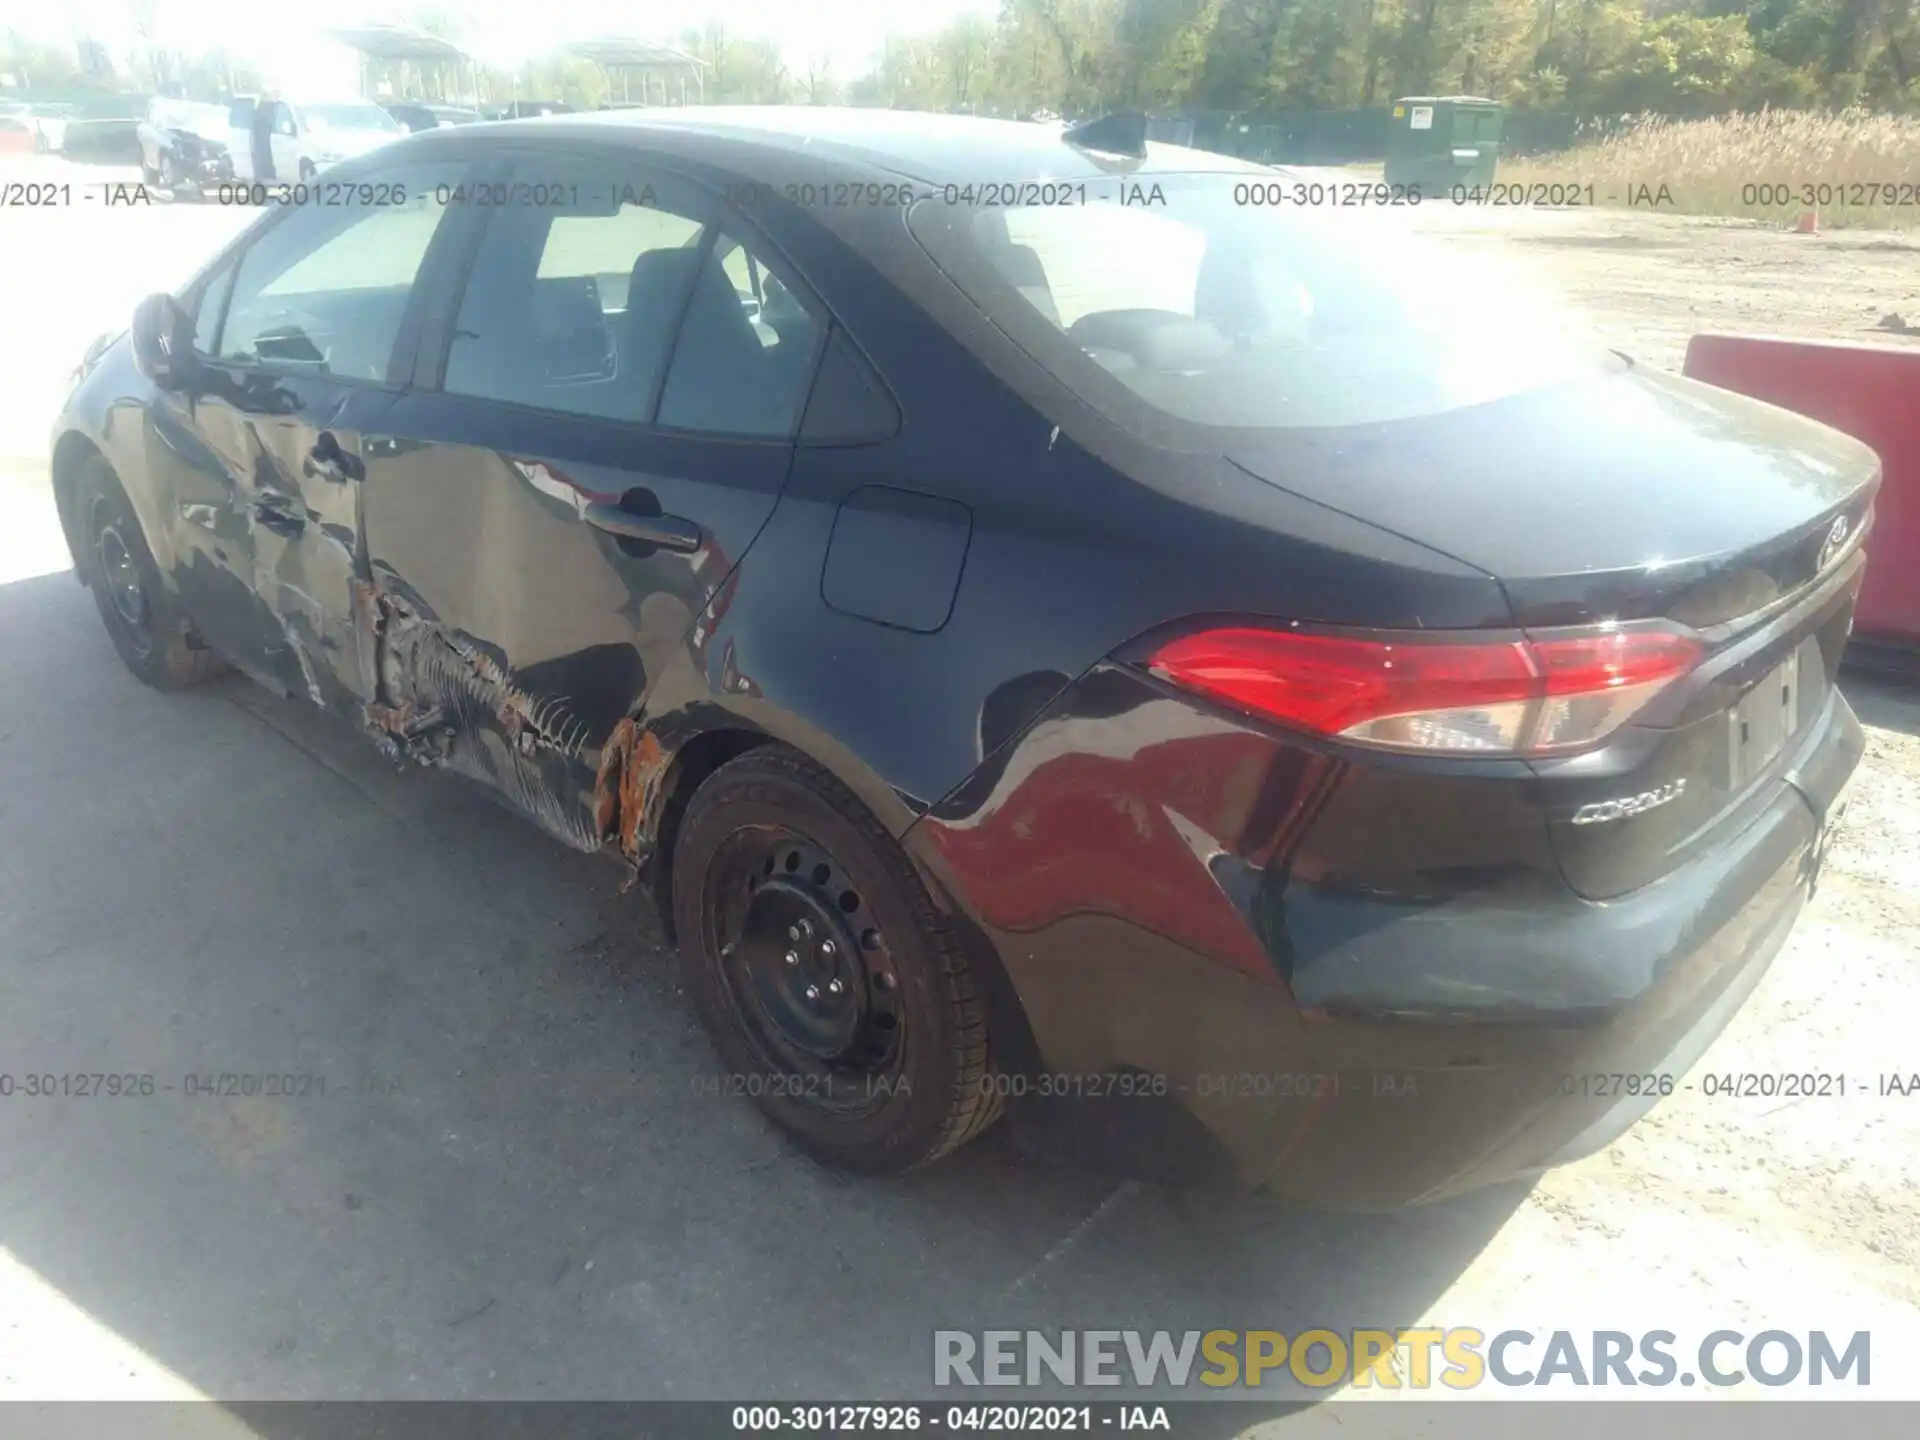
[0,571,1529,1416]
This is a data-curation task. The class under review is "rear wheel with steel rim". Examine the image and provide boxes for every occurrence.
[672,747,1000,1173]
[76,457,227,689]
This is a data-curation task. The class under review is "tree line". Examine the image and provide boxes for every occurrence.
[8,0,1917,118]
[843,0,1918,116]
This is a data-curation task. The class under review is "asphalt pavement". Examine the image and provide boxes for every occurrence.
[0,474,1526,1408]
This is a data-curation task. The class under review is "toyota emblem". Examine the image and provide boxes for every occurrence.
[1818,515,1851,570]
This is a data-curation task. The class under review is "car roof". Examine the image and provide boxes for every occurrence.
[476,106,1272,186]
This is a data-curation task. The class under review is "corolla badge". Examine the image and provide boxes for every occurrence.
[1818,515,1851,571]
[1571,778,1687,826]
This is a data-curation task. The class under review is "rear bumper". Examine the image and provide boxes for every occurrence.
[911,669,1862,1210]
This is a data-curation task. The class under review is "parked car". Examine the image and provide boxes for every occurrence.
[20,102,78,152]
[385,102,482,133]
[226,96,403,182]
[51,109,1874,1207]
[481,99,575,119]
[137,97,234,191]
[53,96,148,163]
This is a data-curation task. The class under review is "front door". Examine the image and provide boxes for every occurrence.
[356,154,826,851]
[172,159,468,708]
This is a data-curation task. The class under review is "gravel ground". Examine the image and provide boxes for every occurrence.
[0,153,1916,1412]
[1412,200,1920,370]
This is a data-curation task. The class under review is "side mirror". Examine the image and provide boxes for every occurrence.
[130,292,199,392]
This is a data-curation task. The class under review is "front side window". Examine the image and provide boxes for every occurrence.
[443,166,710,424]
[909,171,1611,434]
[215,163,463,381]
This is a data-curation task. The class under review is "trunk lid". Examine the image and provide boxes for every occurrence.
[1225,366,1880,632]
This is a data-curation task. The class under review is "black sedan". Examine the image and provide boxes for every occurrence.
[50,108,1874,1207]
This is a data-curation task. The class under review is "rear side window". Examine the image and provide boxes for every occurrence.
[654,229,822,437]
[214,162,462,380]
[443,168,709,424]
[442,172,821,436]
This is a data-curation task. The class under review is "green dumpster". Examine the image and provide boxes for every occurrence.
[1384,96,1502,195]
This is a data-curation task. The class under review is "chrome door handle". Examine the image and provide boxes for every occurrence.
[584,501,702,554]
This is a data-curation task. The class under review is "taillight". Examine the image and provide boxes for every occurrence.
[1144,625,1703,756]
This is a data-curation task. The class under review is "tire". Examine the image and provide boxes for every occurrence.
[76,458,227,690]
[671,747,1001,1175]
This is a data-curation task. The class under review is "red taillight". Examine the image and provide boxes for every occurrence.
[1145,625,1703,756]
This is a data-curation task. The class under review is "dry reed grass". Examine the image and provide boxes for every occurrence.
[1499,109,1920,229]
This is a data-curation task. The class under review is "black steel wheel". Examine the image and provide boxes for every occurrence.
[671,747,1000,1174]
[76,458,227,689]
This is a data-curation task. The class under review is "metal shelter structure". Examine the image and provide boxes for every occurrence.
[327,25,478,106]
[560,39,705,107]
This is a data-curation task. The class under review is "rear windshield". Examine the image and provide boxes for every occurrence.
[907,171,1610,434]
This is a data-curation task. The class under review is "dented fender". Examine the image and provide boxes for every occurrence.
[593,716,672,863]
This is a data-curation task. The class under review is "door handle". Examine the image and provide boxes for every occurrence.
[584,501,703,554]
[304,430,365,484]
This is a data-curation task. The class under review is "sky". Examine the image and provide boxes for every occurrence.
[22,0,1001,89]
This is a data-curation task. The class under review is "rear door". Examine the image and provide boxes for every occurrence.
[269,103,300,180]
[180,157,472,708]
[356,151,826,850]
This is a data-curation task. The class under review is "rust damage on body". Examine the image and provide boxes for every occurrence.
[593,716,672,875]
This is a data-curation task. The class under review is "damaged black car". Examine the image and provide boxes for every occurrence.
[51,109,1872,1207]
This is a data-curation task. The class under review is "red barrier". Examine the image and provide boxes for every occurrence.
[1684,333,1920,654]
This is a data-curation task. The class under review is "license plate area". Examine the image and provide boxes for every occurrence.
[1725,637,1825,790]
